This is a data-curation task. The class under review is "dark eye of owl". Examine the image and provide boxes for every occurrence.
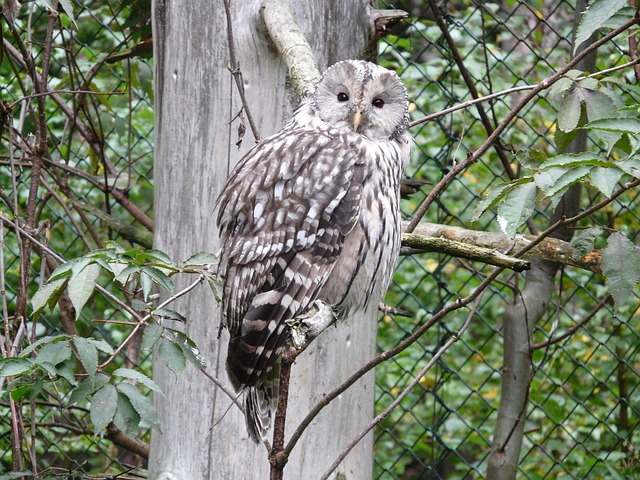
[337,92,349,102]
[372,98,385,109]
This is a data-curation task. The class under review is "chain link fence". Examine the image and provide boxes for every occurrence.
[1,0,639,479]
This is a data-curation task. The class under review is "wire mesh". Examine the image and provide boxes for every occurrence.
[376,1,640,479]
[1,0,639,479]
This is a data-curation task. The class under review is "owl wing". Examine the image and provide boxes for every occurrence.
[216,126,365,386]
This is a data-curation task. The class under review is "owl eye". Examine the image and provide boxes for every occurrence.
[372,98,385,109]
[337,92,349,102]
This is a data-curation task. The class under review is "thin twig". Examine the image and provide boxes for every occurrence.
[283,176,639,459]
[98,275,206,369]
[531,294,611,350]
[222,0,261,142]
[320,291,486,480]
[405,15,639,233]
[8,89,125,109]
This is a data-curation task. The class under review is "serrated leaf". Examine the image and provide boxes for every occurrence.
[570,227,603,261]
[548,75,576,99]
[113,392,141,436]
[496,181,537,238]
[618,157,640,177]
[137,249,176,267]
[602,233,640,308]
[113,368,163,393]
[0,358,33,377]
[516,148,547,171]
[114,265,141,285]
[540,152,608,169]
[68,262,101,320]
[142,324,163,352]
[158,340,186,379]
[91,384,117,433]
[32,277,69,319]
[471,182,513,223]
[20,334,68,357]
[574,0,628,55]
[86,338,114,355]
[558,89,582,132]
[588,167,624,197]
[141,266,175,294]
[140,271,153,301]
[0,471,34,480]
[68,374,110,405]
[182,252,219,268]
[584,90,617,121]
[58,0,75,23]
[555,127,579,154]
[73,337,98,379]
[35,341,72,366]
[166,329,206,369]
[153,308,187,323]
[584,117,640,134]
[536,166,592,199]
[117,382,160,430]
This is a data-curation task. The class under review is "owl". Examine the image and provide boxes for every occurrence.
[215,59,411,442]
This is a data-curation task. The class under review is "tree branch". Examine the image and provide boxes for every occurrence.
[262,0,321,99]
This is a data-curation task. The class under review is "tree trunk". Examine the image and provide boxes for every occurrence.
[150,1,376,478]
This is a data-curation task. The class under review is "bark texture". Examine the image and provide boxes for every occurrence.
[150,1,377,478]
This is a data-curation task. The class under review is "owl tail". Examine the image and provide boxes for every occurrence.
[244,364,280,443]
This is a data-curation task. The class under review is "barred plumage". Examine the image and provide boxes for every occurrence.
[215,60,410,442]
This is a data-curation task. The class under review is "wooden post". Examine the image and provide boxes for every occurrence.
[150,1,377,478]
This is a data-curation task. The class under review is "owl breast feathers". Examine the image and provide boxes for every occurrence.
[215,59,411,442]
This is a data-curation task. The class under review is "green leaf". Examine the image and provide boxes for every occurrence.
[570,227,603,261]
[113,368,163,393]
[618,157,640,178]
[496,181,537,238]
[141,266,175,294]
[584,89,617,121]
[536,166,592,199]
[142,324,163,352]
[58,0,75,23]
[35,341,72,366]
[182,252,219,268]
[540,152,608,169]
[117,382,160,430]
[588,167,624,197]
[0,472,34,480]
[555,127,579,154]
[91,384,117,434]
[167,330,206,369]
[557,89,582,132]
[20,334,68,357]
[584,117,640,134]
[113,392,141,436]
[73,337,98,379]
[140,270,153,301]
[68,374,110,405]
[516,149,547,171]
[86,338,114,355]
[602,232,640,308]
[153,308,187,323]
[471,182,513,223]
[574,0,628,55]
[68,262,101,320]
[0,358,33,377]
[158,339,186,379]
[31,277,69,319]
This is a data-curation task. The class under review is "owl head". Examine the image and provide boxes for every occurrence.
[311,60,409,141]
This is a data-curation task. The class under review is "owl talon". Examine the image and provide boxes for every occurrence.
[286,300,336,349]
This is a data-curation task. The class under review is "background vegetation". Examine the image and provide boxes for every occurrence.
[1,0,639,479]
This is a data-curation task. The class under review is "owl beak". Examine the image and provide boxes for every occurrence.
[352,110,363,132]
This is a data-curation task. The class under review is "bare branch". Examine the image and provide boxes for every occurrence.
[262,0,321,99]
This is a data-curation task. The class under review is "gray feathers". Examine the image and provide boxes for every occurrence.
[215,60,411,442]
